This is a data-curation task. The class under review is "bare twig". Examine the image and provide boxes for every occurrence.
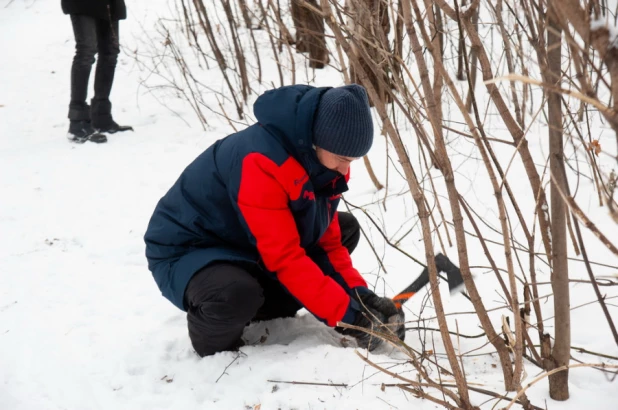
[216,352,243,383]
[267,380,348,387]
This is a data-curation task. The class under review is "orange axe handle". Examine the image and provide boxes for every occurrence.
[392,292,416,309]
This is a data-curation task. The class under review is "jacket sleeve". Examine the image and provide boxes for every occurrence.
[235,153,357,327]
[317,211,368,290]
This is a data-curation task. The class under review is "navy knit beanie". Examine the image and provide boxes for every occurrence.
[313,84,374,157]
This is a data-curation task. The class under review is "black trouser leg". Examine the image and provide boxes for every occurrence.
[184,213,363,355]
[184,263,264,357]
[337,211,361,254]
[251,275,304,322]
[91,19,120,127]
[68,15,97,121]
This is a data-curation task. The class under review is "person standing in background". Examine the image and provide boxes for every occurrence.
[62,0,133,143]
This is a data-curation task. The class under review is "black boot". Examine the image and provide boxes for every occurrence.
[95,119,134,134]
[91,98,133,134]
[67,120,108,144]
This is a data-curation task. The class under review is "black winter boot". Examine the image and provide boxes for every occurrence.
[91,98,133,134]
[67,120,108,144]
[95,119,134,134]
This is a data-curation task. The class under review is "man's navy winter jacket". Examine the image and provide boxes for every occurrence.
[144,85,368,327]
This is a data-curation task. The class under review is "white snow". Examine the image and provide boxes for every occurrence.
[1,1,617,409]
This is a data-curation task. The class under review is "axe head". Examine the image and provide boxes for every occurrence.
[393,253,465,309]
[447,270,465,293]
[392,253,467,308]
[435,253,465,294]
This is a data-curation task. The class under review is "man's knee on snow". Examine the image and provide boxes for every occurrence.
[185,264,265,324]
[219,275,265,321]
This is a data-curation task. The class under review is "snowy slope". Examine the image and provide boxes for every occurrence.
[1,1,617,409]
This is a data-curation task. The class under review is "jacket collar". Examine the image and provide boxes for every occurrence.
[300,148,348,197]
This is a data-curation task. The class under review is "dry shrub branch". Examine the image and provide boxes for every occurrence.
[134,0,618,408]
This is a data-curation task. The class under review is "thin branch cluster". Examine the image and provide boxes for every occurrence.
[133,1,618,408]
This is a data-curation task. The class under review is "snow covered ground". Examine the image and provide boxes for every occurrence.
[1,1,617,409]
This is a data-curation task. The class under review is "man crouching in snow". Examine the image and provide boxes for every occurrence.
[144,84,405,357]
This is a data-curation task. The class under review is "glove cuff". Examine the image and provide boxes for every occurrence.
[338,296,361,325]
[351,286,374,299]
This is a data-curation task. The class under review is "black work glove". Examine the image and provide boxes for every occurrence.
[339,301,387,351]
[359,293,406,342]
[339,291,406,350]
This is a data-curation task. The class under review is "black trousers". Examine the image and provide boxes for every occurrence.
[68,15,120,126]
[184,212,361,357]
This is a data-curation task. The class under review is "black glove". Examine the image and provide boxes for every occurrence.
[340,292,406,350]
[387,308,406,342]
[339,302,387,351]
[358,292,406,342]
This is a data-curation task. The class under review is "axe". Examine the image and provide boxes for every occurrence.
[392,253,466,309]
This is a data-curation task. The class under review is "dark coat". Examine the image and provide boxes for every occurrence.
[143,85,369,326]
[61,0,127,21]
